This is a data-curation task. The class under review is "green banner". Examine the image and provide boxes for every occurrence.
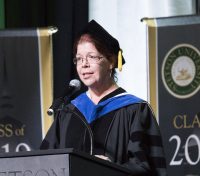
[0,0,5,28]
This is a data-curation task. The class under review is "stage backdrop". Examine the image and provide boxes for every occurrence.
[0,28,54,152]
[143,15,200,175]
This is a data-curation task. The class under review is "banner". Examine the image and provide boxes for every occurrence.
[143,15,200,175]
[0,28,54,152]
[0,0,5,28]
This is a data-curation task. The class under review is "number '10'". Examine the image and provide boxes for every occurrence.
[1,143,31,152]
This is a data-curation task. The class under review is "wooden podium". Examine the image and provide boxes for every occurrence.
[0,149,132,176]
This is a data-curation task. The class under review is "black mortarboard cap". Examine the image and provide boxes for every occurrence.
[79,20,125,71]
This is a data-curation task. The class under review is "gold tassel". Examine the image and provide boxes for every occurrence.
[118,49,122,71]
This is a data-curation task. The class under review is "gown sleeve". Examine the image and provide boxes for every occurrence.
[123,102,167,176]
[40,111,62,149]
[40,105,90,151]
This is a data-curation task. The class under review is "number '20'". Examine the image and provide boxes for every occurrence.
[169,134,200,165]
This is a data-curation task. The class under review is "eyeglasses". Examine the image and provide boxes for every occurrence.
[73,54,104,65]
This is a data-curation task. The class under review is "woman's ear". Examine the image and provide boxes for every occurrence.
[109,63,114,69]
[109,56,116,69]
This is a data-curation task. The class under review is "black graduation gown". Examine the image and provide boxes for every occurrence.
[40,89,167,176]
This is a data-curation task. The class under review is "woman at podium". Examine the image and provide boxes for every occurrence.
[41,20,167,176]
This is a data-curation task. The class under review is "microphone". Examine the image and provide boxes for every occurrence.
[47,79,81,116]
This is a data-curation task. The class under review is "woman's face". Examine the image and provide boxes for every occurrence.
[75,41,113,89]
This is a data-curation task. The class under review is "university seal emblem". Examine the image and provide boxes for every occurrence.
[162,44,200,98]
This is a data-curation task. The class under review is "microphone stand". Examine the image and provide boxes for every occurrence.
[64,106,94,155]
[47,97,64,116]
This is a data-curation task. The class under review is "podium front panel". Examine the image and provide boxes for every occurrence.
[0,154,69,176]
[0,149,132,176]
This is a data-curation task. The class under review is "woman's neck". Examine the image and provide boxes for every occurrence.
[88,83,118,104]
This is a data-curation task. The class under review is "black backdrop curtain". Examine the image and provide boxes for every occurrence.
[4,0,88,98]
